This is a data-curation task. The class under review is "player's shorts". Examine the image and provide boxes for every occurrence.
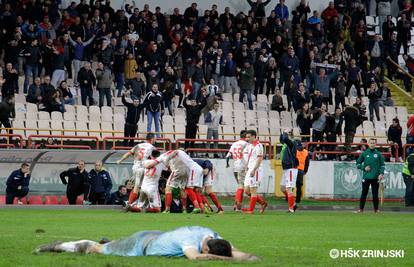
[166,169,188,189]
[234,170,246,187]
[102,230,162,256]
[136,186,161,208]
[244,168,263,188]
[280,168,298,188]
[186,164,204,188]
[132,164,145,187]
[203,173,214,187]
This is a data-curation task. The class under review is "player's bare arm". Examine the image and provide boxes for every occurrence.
[117,151,132,164]
[183,247,259,262]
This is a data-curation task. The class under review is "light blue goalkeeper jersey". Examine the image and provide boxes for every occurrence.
[102,226,220,257]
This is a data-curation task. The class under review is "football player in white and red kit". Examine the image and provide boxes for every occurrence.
[159,151,190,213]
[194,159,224,214]
[242,130,267,214]
[162,150,205,214]
[128,150,166,213]
[225,130,248,211]
[117,133,156,205]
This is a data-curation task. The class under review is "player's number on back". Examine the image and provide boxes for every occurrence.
[145,167,156,177]
[137,148,146,160]
[232,145,244,160]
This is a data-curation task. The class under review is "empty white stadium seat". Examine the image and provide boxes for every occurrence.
[75,121,88,136]
[64,105,75,113]
[89,121,101,139]
[51,111,63,121]
[63,121,75,135]
[38,120,51,135]
[51,120,63,135]
[38,111,51,120]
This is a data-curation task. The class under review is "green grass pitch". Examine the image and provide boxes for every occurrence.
[0,209,413,267]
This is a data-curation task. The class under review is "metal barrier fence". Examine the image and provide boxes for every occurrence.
[175,138,273,159]
[102,136,173,151]
[305,142,398,158]
[27,135,100,150]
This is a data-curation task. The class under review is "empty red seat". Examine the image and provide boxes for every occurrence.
[0,195,5,204]
[44,195,59,205]
[13,197,27,204]
[76,195,84,205]
[60,196,69,205]
[29,195,43,205]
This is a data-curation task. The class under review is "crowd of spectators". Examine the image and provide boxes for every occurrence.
[0,0,413,157]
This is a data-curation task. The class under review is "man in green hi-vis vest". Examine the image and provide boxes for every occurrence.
[402,153,414,207]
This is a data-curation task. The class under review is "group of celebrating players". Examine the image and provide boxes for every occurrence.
[116,129,270,214]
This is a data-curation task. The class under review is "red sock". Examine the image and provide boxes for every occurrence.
[129,206,141,212]
[256,195,266,205]
[249,196,257,211]
[146,208,160,213]
[201,195,212,210]
[235,188,244,204]
[165,192,172,211]
[287,192,295,210]
[185,188,200,209]
[209,192,222,210]
[195,191,205,210]
[128,192,138,204]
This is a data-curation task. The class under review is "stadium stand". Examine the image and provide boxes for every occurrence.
[0,0,413,161]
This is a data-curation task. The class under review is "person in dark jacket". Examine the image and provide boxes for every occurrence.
[0,95,15,137]
[342,105,360,154]
[26,77,44,104]
[88,161,113,205]
[296,102,312,142]
[325,107,343,159]
[271,89,286,112]
[124,71,145,99]
[143,84,164,137]
[295,140,309,210]
[254,54,267,96]
[401,152,414,206]
[387,118,403,162]
[108,185,128,205]
[2,63,19,97]
[59,160,91,205]
[22,39,41,94]
[238,61,254,110]
[5,163,30,204]
[280,129,298,213]
[367,82,381,121]
[183,92,207,149]
[122,90,145,146]
[247,0,272,18]
[95,62,113,107]
[77,62,96,106]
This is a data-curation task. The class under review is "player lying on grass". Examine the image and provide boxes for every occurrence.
[35,226,259,262]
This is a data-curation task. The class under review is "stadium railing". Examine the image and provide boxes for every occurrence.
[175,138,273,159]
[305,142,398,159]
[102,136,173,151]
[34,144,92,150]
[0,133,24,148]
[387,57,414,95]
[27,135,100,150]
